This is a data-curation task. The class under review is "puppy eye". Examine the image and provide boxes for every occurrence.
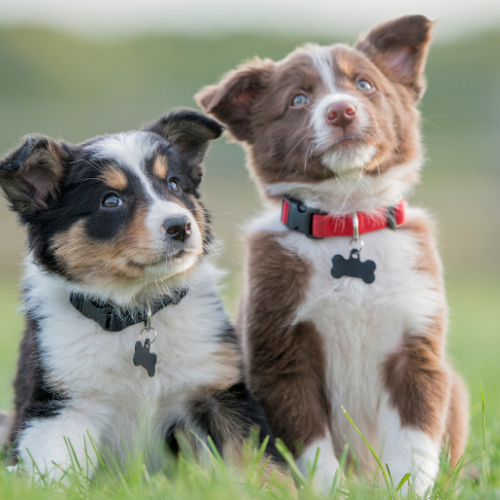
[291,94,309,107]
[102,194,122,208]
[356,80,372,92]
[168,179,180,191]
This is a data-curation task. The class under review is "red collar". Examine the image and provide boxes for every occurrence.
[281,197,407,239]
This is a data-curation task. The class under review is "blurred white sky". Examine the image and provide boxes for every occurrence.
[2,0,500,39]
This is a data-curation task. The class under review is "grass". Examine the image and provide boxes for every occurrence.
[0,392,498,499]
[0,24,498,499]
[0,273,498,498]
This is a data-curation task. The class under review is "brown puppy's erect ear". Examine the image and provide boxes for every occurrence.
[0,136,67,215]
[356,15,434,100]
[195,57,275,143]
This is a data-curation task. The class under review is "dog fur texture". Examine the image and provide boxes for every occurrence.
[0,110,285,482]
[197,15,469,495]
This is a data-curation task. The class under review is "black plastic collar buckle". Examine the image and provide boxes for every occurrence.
[283,196,324,239]
[386,206,401,230]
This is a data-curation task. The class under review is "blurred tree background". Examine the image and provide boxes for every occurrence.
[0,27,498,435]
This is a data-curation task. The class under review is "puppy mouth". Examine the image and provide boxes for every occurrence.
[322,134,366,151]
[129,248,190,269]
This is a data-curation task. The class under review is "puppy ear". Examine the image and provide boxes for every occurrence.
[0,135,67,214]
[147,109,223,185]
[195,57,275,143]
[356,15,434,100]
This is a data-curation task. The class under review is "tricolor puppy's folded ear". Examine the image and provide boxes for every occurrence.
[146,109,223,186]
[195,57,275,143]
[356,15,434,100]
[0,135,67,216]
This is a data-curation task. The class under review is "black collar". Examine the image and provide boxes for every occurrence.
[69,289,188,332]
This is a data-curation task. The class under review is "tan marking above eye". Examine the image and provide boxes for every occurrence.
[99,166,128,191]
[153,156,168,179]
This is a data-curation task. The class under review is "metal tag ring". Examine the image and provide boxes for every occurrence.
[349,239,364,252]
[349,212,363,252]
[140,327,157,345]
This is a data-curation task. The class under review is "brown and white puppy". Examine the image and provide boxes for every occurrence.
[197,16,469,495]
[0,110,286,482]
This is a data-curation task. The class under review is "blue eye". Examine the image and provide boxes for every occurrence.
[291,94,309,107]
[356,80,372,92]
[168,179,179,191]
[102,194,122,208]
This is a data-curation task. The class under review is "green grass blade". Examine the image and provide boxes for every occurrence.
[86,431,109,478]
[481,382,490,481]
[342,406,393,492]
[206,435,227,474]
[275,438,307,488]
[385,463,394,487]
[396,472,411,491]
[190,431,226,475]
[253,435,270,467]
[308,445,321,481]
[25,448,48,487]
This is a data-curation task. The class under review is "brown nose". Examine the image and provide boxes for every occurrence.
[326,102,356,128]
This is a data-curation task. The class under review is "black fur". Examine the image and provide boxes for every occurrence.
[188,381,284,465]
[10,313,69,450]
[0,110,220,281]
[146,108,224,185]
[1,110,286,481]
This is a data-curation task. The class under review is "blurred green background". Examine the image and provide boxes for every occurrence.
[0,26,498,441]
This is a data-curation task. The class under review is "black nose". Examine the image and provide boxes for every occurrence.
[162,215,192,242]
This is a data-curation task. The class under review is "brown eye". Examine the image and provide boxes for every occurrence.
[291,94,309,107]
[102,194,122,208]
[168,179,179,191]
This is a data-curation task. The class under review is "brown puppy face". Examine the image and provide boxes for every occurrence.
[196,16,433,204]
[0,110,223,300]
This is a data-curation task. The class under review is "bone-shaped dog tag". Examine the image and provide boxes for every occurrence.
[133,339,157,377]
[331,249,376,284]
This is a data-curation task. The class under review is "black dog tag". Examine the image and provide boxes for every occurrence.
[133,339,157,377]
[331,249,376,284]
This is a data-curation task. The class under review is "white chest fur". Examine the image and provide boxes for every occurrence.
[20,261,235,464]
[249,207,444,468]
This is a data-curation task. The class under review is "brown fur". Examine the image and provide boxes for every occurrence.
[403,215,444,287]
[195,16,432,197]
[240,232,329,454]
[50,204,162,286]
[444,373,470,466]
[100,165,128,191]
[197,15,469,478]
[382,216,468,465]
[355,15,434,99]
[383,330,451,440]
[153,156,168,180]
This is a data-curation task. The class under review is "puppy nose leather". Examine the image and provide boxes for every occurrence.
[326,102,356,128]
[162,215,192,242]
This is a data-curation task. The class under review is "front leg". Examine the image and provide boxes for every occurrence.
[297,430,339,495]
[379,333,451,496]
[241,233,338,495]
[16,406,102,482]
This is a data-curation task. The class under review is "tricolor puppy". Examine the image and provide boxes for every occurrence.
[0,110,284,481]
[197,16,469,495]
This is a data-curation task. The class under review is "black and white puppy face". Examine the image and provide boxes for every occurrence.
[0,110,223,298]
